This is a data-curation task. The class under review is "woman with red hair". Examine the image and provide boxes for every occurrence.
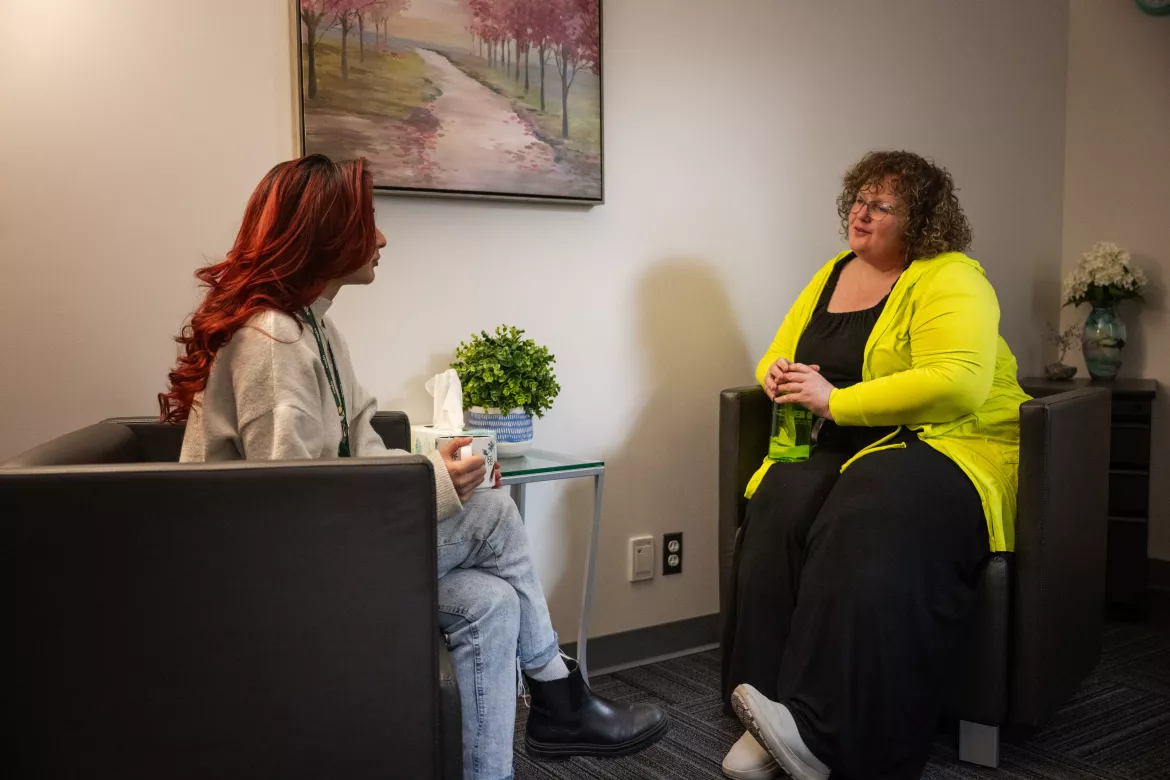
[162,155,667,779]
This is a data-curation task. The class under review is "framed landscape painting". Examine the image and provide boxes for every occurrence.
[296,0,603,204]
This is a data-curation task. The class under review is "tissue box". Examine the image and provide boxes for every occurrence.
[411,425,497,491]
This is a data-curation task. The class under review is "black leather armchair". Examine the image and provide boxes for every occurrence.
[2,414,462,780]
[718,386,1111,768]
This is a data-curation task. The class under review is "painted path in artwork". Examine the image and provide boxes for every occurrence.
[416,48,574,195]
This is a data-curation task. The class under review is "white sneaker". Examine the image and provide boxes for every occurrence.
[722,731,782,780]
[731,684,831,780]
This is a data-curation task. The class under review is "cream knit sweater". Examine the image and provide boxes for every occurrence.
[179,297,462,520]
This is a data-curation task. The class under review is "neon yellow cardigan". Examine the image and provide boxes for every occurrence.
[748,251,1030,552]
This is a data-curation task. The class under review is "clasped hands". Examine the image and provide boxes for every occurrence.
[763,358,836,420]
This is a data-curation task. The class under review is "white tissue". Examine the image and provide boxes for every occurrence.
[414,369,497,491]
[426,368,465,431]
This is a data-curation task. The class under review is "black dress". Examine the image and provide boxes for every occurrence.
[721,256,990,780]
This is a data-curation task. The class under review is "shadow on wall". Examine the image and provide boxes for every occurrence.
[1117,252,1165,381]
[1029,250,1063,372]
[540,259,756,637]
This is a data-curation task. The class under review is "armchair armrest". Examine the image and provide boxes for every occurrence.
[1,456,444,778]
[718,386,771,606]
[1010,387,1110,725]
[3,422,142,467]
[372,411,411,451]
[87,412,413,463]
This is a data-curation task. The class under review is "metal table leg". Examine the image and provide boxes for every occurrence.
[502,467,603,682]
[510,482,527,520]
[576,469,604,684]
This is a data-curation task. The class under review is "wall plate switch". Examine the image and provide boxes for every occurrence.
[629,536,654,582]
[663,532,683,575]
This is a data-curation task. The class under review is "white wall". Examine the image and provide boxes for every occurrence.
[0,0,1069,640]
[1063,1,1170,560]
[0,0,297,449]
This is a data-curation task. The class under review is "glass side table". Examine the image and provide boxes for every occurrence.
[498,450,604,683]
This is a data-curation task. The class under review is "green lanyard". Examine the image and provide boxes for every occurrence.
[301,307,351,458]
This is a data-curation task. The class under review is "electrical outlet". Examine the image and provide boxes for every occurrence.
[629,536,654,582]
[663,532,683,575]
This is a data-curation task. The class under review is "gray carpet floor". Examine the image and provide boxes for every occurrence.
[513,593,1170,779]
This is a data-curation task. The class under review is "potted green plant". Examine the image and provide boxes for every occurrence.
[451,326,561,457]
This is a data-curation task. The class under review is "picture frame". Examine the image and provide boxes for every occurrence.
[294,0,604,205]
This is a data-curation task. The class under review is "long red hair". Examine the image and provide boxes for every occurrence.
[160,154,376,424]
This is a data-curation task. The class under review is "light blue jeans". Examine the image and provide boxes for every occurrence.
[437,489,560,780]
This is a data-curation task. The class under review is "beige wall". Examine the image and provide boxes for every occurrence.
[0,0,1069,639]
[1063,1,1170,561]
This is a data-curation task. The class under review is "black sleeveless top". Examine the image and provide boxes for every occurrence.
[793,254,899,449]
[793,254,890,389]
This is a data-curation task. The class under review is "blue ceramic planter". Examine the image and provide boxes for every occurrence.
[466,407,533,458]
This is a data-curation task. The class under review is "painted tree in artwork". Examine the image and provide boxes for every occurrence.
[337,0,365,79]
[469,0,502,68]
[551,0,598,138]
[525,0,558,112]
[361,0,409,61]
[466,0,599,138]
[469,0,543,108]
[332,0,399,78]
[370,0,409,51]
[468,0,486,61]
[508,0,541,96]
[574,0,600,76]
[472,0,531,80]
[300,0,343,98]
[356,3,372,63]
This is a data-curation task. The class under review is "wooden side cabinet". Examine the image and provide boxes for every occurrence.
[1020,377,1158,616]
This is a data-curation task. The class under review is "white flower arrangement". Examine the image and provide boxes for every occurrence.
[1062,241,1147,308]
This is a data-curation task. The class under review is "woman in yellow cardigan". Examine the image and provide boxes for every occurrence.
[721,151,1029,780]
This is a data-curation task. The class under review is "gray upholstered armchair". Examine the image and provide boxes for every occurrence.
[718,386,1111,767]
[1,413,461,780]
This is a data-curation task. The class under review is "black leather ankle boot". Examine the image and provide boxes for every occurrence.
[524,658,670,760]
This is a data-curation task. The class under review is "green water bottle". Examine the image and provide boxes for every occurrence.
[769,398,815,462]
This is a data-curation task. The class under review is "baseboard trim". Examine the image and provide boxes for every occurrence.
[1150,557,1170,593]
[561,613,720,675]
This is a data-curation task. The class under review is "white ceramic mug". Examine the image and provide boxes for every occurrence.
[438,432,497,490]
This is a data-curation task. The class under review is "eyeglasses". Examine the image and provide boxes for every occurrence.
[850,195,897,222]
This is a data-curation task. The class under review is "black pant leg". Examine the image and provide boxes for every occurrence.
[721,442,851,709]
[777,436,990,780]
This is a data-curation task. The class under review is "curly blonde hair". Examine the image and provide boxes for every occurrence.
[836,150,973,262]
